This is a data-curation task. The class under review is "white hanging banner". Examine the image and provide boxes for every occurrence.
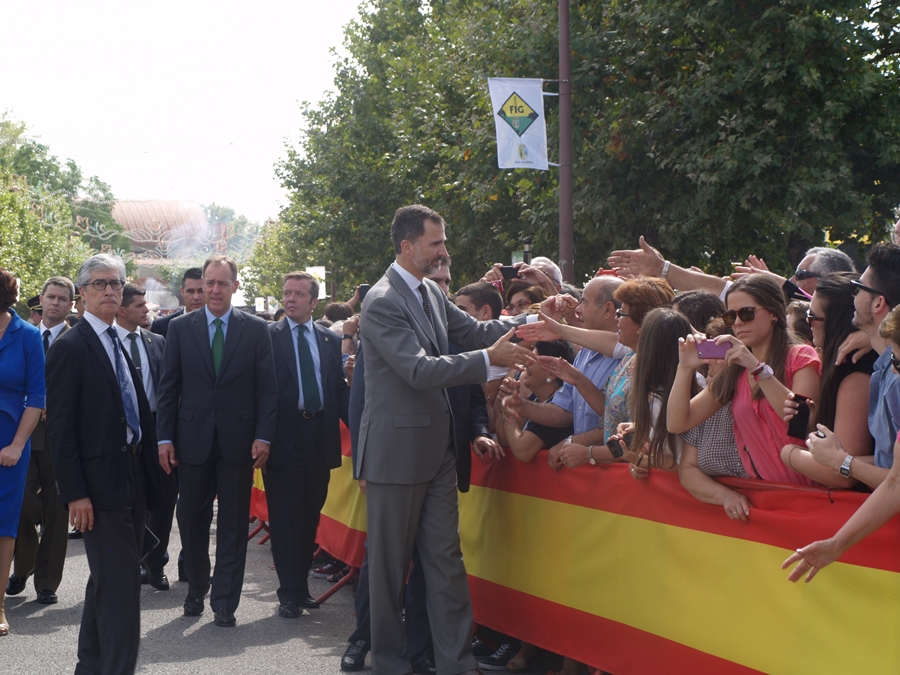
[488,78,548,170]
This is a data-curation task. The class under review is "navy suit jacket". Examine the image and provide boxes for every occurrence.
[149,307,184,338]
[267,318,350,469]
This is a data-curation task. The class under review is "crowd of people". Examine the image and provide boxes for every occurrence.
[3,204,900,675]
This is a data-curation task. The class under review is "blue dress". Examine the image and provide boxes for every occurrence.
[0,310,46,537]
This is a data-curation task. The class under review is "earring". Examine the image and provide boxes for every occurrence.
[546,377,554,383]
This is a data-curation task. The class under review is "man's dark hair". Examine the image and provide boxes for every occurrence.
[283,271,320,299]
[455,282,503,320]
[122,282,146,309]
[391,204,444,254]
[323,302,353,322]
[182,267,202,286]
[672,290,726,332]
[866,242,900,308]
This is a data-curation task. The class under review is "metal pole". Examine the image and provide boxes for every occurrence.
[558,0,574,284]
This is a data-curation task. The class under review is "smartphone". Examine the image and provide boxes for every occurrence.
[606,431,634,459]
[696,339,730,360]
[787,395,811,439]
[500,266,519,280]
[358,284,371,304]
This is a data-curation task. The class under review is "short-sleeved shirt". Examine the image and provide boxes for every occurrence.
[732,344,820,484]
[681,402,747,477]
[550,346,623,435]
[870,349,900,469]
[603,353,635,442]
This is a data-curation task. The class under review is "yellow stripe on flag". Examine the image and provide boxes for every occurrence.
[319,455,368,533]
[460,485,900,675]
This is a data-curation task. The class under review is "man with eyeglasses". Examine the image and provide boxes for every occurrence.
[45,254,161,674]
[806,243,900,490]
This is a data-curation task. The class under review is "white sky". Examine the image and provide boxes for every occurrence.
[1,0,364,223]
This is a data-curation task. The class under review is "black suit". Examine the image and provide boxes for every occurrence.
[266,318,350,604]
[149,307,184,338]
[127,327,177,574]
[156,307,277,613]
[46,317,160,675]
[14,322,70,593]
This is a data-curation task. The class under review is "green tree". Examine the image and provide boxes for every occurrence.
[203,203,262,263]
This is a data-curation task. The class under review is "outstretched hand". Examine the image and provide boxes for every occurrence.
[517,311,565,342]
[782,539,844,583]
[607,236,664,278]
[486,328,535,370]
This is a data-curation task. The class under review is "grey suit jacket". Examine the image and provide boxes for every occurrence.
[156,307,277,465]
[267,318,350,470]
[357,265,522,484]
[138,327,165,396]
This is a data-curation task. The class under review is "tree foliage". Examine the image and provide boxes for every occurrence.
[253,0,900,299]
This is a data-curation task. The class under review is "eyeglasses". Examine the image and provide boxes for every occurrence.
[891,352,900,375]
[805,308,825,325]
[85,278,125,291]
[794,268,821,281]
[615,309,631,319]
[721,306,760,326]
[851,279,889,304]
[506,299,532,313]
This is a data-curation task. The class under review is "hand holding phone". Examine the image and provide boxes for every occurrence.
[500,266,519,280]
[696,339,730,360]
[787,394,811,439]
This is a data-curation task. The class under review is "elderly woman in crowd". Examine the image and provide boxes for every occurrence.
[497,340,576,463]
[668,276,821,487]
[0,268,46,636]
[780,273,876,487]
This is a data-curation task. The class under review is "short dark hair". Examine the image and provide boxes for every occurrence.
[323,302,353,322]
[181,267,202,286]
[122,282,146,309]
[865,242,900,309]
[283,271,319,299]
[202,255,238,282]
[673,290,726,332]
[391,205,444,254]
[42,276,75,302]
[455,282,503,320]
[0,268,18,314]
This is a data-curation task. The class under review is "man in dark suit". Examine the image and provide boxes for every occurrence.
[150,267,205,338]
[358,205,534,675]
[46,254,160,675]
[115,282,173,591]
[8,276,75,604]
[157,254,277,627]
[266,271,350,618]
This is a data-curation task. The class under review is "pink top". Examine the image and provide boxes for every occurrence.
[732,344,821,485]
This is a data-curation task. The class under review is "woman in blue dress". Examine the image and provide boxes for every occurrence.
[0,268,45,636]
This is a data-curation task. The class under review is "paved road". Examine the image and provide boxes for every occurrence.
[3,521,357,675]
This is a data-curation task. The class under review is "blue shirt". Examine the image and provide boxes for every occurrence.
[869,349,900,469]
[286,317,324,412]
[204,306,233,344]
[550,347,621,436]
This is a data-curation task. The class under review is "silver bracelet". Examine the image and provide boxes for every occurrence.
[661,260,671,280]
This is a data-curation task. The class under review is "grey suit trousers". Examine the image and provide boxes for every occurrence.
[366,445,476,675]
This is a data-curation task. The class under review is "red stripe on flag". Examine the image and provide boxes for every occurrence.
[470,452,900,573]
[469,576,765,675]
[316,513,366,568]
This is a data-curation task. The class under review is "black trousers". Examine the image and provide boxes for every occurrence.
[349,543,433,665]
[142,465,178,571]
[14,426,68,592]
[265,414,330,604]
[176,433,253,613]
[74,454,146,675]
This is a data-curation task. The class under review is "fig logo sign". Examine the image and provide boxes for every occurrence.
[488,78,548,170]
[498,93,539,137]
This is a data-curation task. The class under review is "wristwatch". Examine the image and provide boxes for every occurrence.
[839,454,853,478]
[752,361,773,382]
[341,334,355,341]
[587,445,597,465]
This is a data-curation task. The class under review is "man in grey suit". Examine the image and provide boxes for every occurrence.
[115,283,173,590]
[267,271,350,618]
[157,255,277,628]
[358,205,535,675]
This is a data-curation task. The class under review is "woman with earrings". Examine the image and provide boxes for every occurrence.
[667,275,821,486]
[780,273,876,487]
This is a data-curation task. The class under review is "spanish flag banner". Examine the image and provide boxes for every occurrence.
[316,423,367,568]
[460,453,900,675]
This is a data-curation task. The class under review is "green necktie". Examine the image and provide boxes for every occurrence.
[296,324,321,412]
[212,318,224,376]
[127,333,142,373]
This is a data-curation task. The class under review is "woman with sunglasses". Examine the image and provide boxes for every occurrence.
[668,275,821,486]
[780,273,876,487]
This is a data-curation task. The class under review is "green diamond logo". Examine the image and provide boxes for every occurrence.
[497,93,538,137]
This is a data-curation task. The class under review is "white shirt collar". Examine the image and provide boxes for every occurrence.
[38,320,67,340]
[114,322,142,341]
[82,310,116,337]
[391,261,425,295]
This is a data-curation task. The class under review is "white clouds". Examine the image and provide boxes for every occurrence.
[1,0,362,221]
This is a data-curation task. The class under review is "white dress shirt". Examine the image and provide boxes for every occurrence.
[115,324,156,413]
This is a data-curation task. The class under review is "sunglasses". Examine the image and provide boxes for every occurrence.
[721,306,760,326]
[891,352,900,375]
[805,308,825,325]
[794,268,821,281]
[851,279,890,305]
